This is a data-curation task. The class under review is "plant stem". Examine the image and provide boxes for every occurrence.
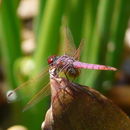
[34,0,66,74]
[0,0,22,88]
[79,0,115,88]
[103,0,130,90]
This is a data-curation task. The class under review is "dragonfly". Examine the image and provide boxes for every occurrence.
[7,27,117,111]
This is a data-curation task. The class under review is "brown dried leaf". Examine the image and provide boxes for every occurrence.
[42,78,130,130]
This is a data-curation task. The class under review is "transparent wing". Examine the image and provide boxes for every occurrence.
[64,27,76,56]
[7,67,49,102]
[73,39,84,60]
[23,83,50,111]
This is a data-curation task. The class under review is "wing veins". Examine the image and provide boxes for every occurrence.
[64,27,76,56]
[23,83,50,111]
[8,67,49,97]
[73,39,84,60]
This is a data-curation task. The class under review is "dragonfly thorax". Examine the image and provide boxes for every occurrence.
[57,55,75,64]
[48,55,80,79]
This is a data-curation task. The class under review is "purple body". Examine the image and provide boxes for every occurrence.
[73,61,117,71]
[54,55,117,71]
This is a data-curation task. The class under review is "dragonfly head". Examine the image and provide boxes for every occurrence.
[47,55,57,66]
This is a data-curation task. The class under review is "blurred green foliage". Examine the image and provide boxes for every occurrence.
[0,0,130,129]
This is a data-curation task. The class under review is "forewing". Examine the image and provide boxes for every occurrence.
[23,83,50,111]
[73,39,84,60]
[64,27,76,56]
[7,67,49,102]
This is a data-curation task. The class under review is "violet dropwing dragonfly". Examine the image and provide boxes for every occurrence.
[7,27,117,111]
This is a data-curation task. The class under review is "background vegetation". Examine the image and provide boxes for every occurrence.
[0,0,130,129]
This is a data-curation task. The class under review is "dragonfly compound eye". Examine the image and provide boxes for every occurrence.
[47,55,56,65]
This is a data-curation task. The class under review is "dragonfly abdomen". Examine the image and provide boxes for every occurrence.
[73,61,117,71]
